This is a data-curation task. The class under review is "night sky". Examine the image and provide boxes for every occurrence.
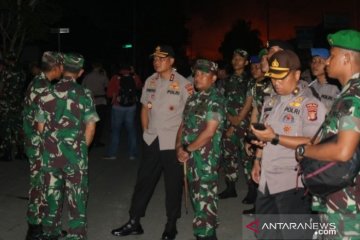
[42,0,360,73]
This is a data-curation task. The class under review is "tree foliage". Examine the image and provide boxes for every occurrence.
[0,0,61,58]
[219,19,263,61]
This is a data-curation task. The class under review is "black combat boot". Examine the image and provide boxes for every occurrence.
[242,179,258,204]
[111,218,144,236]
[25,224,43,240]
[218,179,237,199]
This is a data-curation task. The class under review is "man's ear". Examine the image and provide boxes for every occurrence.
[212,74,217,84]
[343,52,351,65]
[294,70,301,81]
[170,57,175,66]
[78,69,84,78]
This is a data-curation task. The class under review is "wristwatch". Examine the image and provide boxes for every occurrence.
[182,144,191,154]
[271,134,280,145]
[296,144,306,157]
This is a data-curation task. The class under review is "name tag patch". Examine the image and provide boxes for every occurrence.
[306,103,318,121]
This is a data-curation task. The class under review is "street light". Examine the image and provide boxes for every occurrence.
[50,28,70,51]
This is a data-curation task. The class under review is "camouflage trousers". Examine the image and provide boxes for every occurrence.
[27,156,44,225]
[242,154,254,182]
[221,127,246,182]
[317,213,360,240]
[25,134,44,225]
[42,165,88,240]
[187,156,219,238]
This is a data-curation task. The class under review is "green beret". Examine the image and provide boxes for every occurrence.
[328,29,360,52]
[63,53,84,71]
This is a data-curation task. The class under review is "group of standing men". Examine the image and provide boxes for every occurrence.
[110,30,360,240]
[24,52,99,240]
[21,28,360,240]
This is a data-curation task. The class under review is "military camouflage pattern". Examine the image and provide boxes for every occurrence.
[241,78,273,180]
[250,78,272,122]
[182,86,225,238]
[312,76,360,239]
[194,59,218,73]
[0,62,26,157]
[222,73,251,182]
[36,76,99,239]
[63,53,84,71]
[23,72,50,224]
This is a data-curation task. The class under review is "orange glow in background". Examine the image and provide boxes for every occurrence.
[185,0,360,60]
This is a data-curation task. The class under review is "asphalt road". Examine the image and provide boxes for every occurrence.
[0,135,254,240]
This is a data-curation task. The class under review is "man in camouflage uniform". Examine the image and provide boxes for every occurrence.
[176,59,225,240]
[242,51,272,214]
[0,52,26,161]
[36,53,99,240]
[23,51,63,240]
[219,49,252,199]
[297,30,360,240]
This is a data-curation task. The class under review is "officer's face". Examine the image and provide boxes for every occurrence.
[326,47,346,81]
[153,56,174,73]
[271,70,300,95]
[311,56,326,77]
[194,70,216,91]
[250,63,264,80]
[232,54,248,71]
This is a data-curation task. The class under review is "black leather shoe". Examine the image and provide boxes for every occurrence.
[242,206,255,215]
[111,220,144,236]
[161,229,177,240]
[242,180,258,204]
[161,221,177,240]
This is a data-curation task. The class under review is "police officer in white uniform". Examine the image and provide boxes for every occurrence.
[111,45,193,240]
[309,48,340,112]
[250,50,326,239]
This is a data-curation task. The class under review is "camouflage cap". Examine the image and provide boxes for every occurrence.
[233,49,249,59]
[63,53,84,70]
[327,29,360,52]
[150,45,175,58]
[41,51,63,65]
[265,50,301,79]
[194,59,218,73]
